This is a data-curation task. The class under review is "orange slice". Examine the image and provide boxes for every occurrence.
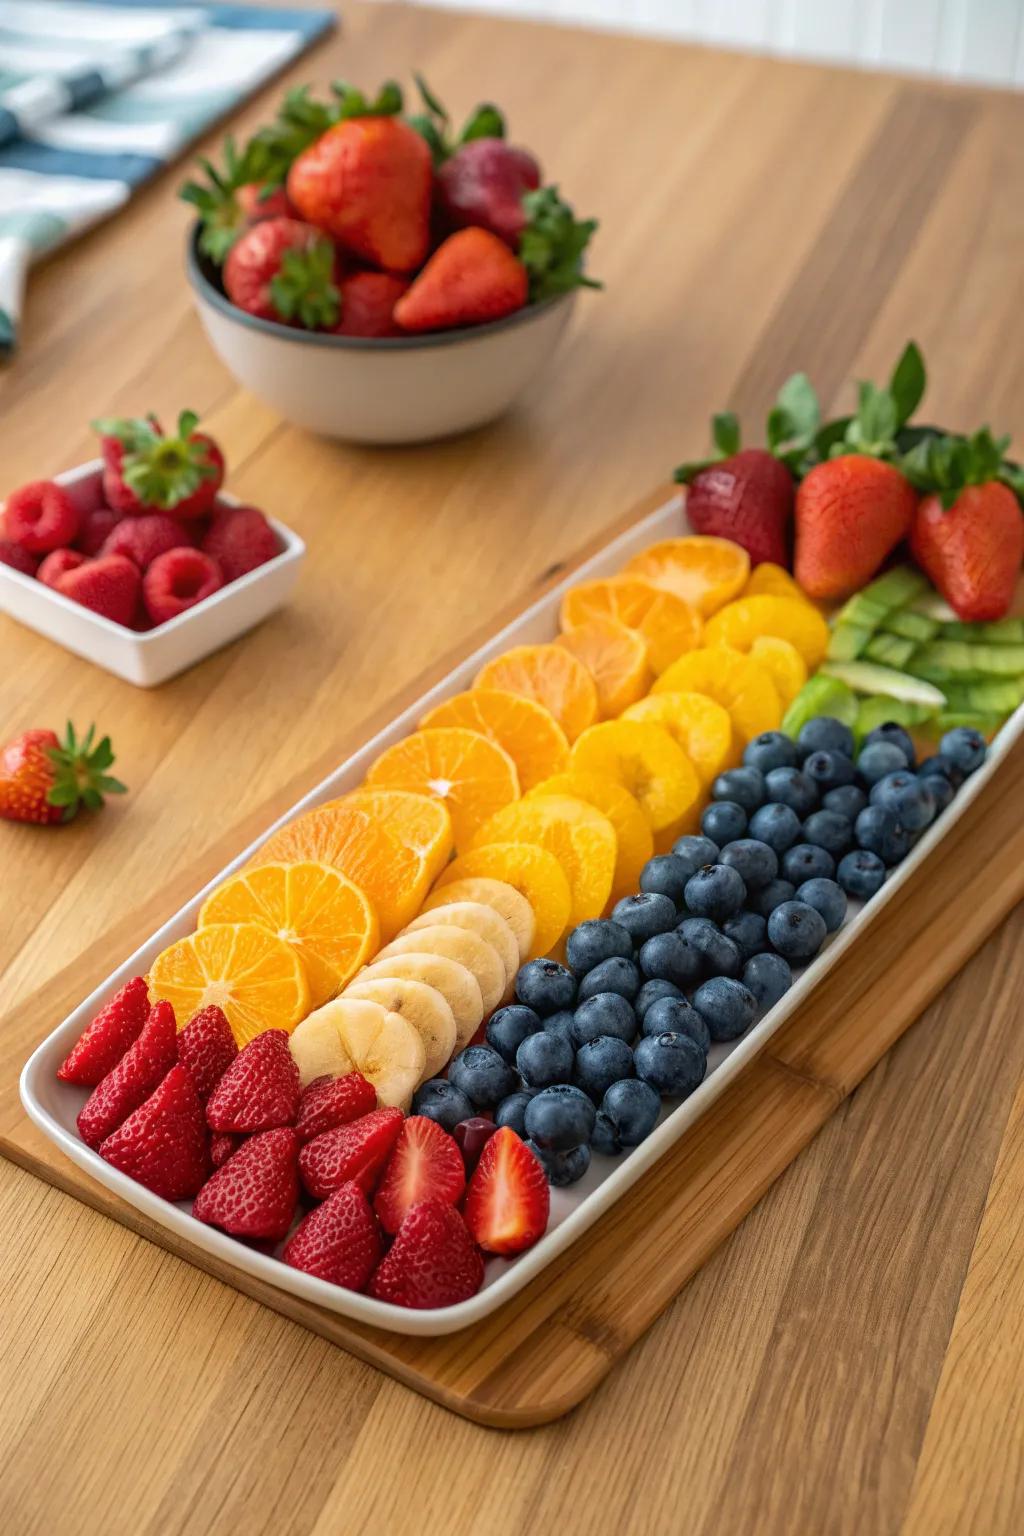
[705,594,829,669]
[436,842,571,958]
[556,618,651,719]
[653,648,781,742]
[325,790,452,879]
[199,862,378,1009]
[149,922,310,1046]
[470,795,616,926]
[623,535,749,616]
[569,719,701,838]
[419,687,569,791]
[743,562,807,603]
[473,644,598,743]
[365,727,519,852]
[528,770,653,903]
[560,577,702,675]
[621,690,736,783]
[749,636,806,708]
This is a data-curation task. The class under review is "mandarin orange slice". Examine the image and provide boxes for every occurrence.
[621,690,736,783]
[470,794,616,926]
[556,617,651,719]
[148,922,310,1046]
[325,789,453,880]
[569,719,701,838]
[742,562,807,603]
[623,535,749,616]
[527,770,653,903]
[705,594,829,669]
[473,644,598,743]
[435,842,572,958]
[560,576,702,675]
[652,648,781,742]
[364,726,519,852]
[419,687,569,791]
[749,635,806,708]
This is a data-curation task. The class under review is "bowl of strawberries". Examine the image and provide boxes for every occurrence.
[182,79,599,445]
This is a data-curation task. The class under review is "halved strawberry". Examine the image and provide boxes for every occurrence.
[58,976,151,1086]
[283,1181,381,1289]
[177,1004,238,1102]
[77,1001,178,1149]
[192,1127,299,1241]
[462,1126,549,1256]
[205,1029,299,1133]
[298,1107,404,1200]
[295,1072,377,1143]
[368,1199,484,1309]
[99,1064,208,1201]
[373,1115,466,1236]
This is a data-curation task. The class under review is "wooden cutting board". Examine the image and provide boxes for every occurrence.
[2,488,1022,1428]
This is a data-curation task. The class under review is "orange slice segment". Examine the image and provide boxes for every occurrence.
[705,594,829,669]
[148,922,310,1046]
[470,795,616,926]
[435,843,571,959]
[742,562,807,603]
[528,770,653,903]
[653,647,781,742]
[569,719,701,837]
[556,618,652,719]
[560,576,702,674]
[749,636,807,708]
[325,790,452,881]
[364,727,519,853]
[419,687,569,792]
[473,644,598,743]
[623,535,749,616]
[621,690,736,783]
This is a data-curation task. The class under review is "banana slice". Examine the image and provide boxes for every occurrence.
[344,976,456,1084]
[421,877,535,963]
[377,924,505,1015]
[403,901,519,993]
[354,954,483,1051]
[289,998,426,1109]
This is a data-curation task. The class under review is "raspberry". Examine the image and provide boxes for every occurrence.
[38,548,88,588]
[76,506,122,556]
[201,505,278,583]
[3,480,80,552]
[143,547,223,625]
[0,540,38,576]
[101,513,195,571]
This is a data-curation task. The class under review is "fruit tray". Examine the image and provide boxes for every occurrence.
[19,489,1024,1339]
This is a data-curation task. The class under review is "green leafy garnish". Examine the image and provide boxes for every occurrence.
[519,186,600,302]
[45,723,127,821]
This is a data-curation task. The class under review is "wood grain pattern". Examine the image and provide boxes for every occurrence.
[3,1,1024,1528]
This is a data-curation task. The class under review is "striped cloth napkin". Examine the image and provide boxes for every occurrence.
[0,0,335,357]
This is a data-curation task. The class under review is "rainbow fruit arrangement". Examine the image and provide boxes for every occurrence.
[0,412,280,629]
[182,78,599,337]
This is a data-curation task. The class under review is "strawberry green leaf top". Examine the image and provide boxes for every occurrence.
[268,241,340,329]
[180,139,250,263]
[518,186,601,302]
[900,426,1015,509]
[406,73,506,165]
[674,372,821,482]
[831,341,927,459]
[91,410,220,512]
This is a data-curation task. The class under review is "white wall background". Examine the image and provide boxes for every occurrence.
[409,0,1024,88]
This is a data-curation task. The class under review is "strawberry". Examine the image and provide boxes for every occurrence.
[298,1107,404,1200]
[99,1063,208,1201]
[176,1004,238,1102]
[200,504,279,582]
[0,539,38,575]
[56,553,140,626]
[794,455,917,601]
[205,1029,300,1134]
[180,133,298,262]
[394,228,527,334]
[295,1073,377,1144]
[283,1181,381,1288]
[75,506,122,557]
[223,217,341,328]
[686,449,794,567]
[100,513,195,571]
[93,411,225,519]
[330,271,409,338]
[193,1126,299,1241]
[368,1199,484,1309]
[438,139,542,247]
[210,1131,241,1168]
[142,547,223,625]
[373,1116,466,1236]
[38,548,87,587]
[236,183,294,223]
[58,976,152,1086]
[0,721,126,825]
[463,1126,549,1256]
[2,480,79,552]
[77,1000,178,1149]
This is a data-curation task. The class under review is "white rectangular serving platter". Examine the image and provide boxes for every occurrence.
[20,493,1024,1337]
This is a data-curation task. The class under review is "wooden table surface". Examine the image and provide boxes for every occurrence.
[3,4,1024,1531]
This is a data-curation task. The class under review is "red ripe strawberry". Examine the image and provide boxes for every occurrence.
[368,1199,484,1309]
[76,506,122,556]
[686,449,795,567]
[298,1107,404,1200]
[99,1063,208,1201]
[38,548,87,587]
[395,228,527,334]
[210,1131,241,1168]
[142,547,223,625]
[0,539,38,575]
[295,1073,377,1144]
[3,480,79,552]
[100,513,195,571]
[373,1116,466,1236]
[283,1181,381,1288]
[78,1001,178,1149]
[56,553,140,626]
[58,975,151,1086]
[223,217,341,328]
[463,1126,549,1255]
[93,411,225,519]
[0,721,126,825]
[193,1126,299,1241]
[795,455,917,601]
[437,139,542,247]
[205,1029,300,1134]
[911,483,1024,622]
[330,271,409,338]
[177,1004,238,1102]
[200,504,278,583]
[236,182,295,223]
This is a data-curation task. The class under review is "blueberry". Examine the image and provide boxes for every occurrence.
[524,1083,596,1151]
[565,918,632,977]
[677,917,742,979]
[571,992,637,1047]
[764,766,818,818]
[693,975,758,1041]
[591,1111,621,1156]
[711,766,766,813]
[795,876,847,933]
[411,1078,474,1133]
[600,1078,662,1147]
[638,929,703,987]
[515,958,576,1016]
[743,730,799,773]
[670,834,721,877]
[856,741,908,787]
[610,891,678,943]
[863,721,915,767]
[836,848,886,899]
[722,909,769,961]
[801,809,853,858]
[485,1004,541,1063]
[448,1045,518,1109]
[767,900,828,962]
[634,1031,707,1096]
[781,842,835,883]
[684,863,747,921]
[635,978,685,1022]
[742,952,793,1010]
[796,716,855,760]
[542,1009,576,1043]
[919,769,954,812]
[745,877,796,917]
[719,837,778,890]
[527,1139,591,1186]
[639,853,692,907]
[701,800,748,845]
[574,1035,635,1102]
[577,955,641,1003]
[869,770,935,832]
[641,995,711,1053]
[918,753,966,790]
[494,1090,534,1137]
[822,783,867,821]
[516,1029,575,1088]
[748,802,803,854]
[855,804,912,865]
[803,749,856,794]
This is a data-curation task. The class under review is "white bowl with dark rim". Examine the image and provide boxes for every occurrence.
[185,226,578,445]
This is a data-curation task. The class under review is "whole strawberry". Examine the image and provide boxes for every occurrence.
[180,132,298,263]
[686,449,794,566]
[394,227,527,333]
[330,271,409,338]
[0,721,126,825]
[224,217,341,328]
[795,455,917,601]
[92,410,225,519]
[438,138,541,247]
[201,505,279,582]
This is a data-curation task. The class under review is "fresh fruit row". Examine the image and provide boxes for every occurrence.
[1,412,280,629]
[183,78,598,337]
